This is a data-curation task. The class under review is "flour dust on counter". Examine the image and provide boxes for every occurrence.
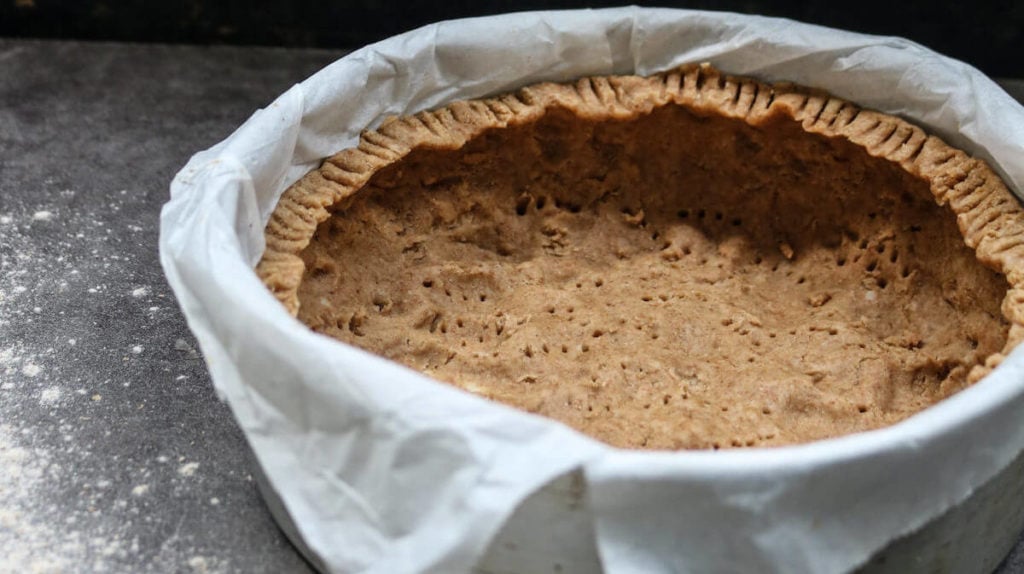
[1,422,134,573]
[0,185,241,574]
[0,39,346,573]
[0,196,230,573]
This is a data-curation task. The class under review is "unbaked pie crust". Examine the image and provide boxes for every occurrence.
[258,64,1024,450]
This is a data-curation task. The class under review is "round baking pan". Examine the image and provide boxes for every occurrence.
[255,452,1024,573]
[161,8,1024,573]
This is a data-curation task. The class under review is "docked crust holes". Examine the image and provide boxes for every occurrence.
[515,194,531,216]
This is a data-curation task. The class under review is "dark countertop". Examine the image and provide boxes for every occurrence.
[0,39,1022,573]
[0,39,336,573]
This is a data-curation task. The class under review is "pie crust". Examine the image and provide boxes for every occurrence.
[257,64,1024,449]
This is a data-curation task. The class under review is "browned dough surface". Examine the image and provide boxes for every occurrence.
[258,65,1024,450]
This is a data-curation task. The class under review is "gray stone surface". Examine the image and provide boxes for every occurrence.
[0,39,1021,573]
[0,39,338,573]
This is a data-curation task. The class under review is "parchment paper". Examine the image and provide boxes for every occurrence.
[159,7,1024,573]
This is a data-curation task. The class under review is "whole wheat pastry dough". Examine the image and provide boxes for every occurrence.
[258,64,1024,449]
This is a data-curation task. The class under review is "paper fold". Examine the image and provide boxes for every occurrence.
[160,7,1024,573]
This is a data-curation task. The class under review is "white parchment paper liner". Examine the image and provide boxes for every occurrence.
[159,7,1024,573]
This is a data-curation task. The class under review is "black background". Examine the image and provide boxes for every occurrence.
[1,0,1021,78]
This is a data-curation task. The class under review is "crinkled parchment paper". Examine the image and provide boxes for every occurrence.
[159,7,1024,573]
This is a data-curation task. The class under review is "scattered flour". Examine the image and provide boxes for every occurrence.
[186,555,226,574]
[0,196,235,572]
[0,347,15,372]
[0,424,77,573]
[178,462,200,477]
[0,422,234,573]
[0,422,147,572]
[39,387,62,405]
